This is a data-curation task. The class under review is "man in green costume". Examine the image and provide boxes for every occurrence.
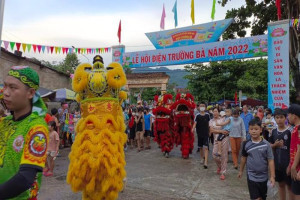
[0,66,48,200]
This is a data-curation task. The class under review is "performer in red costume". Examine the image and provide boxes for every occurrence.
[153,94,174,158]
[171,93,196,159]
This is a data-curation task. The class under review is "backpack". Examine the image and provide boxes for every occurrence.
[129,116,135,128]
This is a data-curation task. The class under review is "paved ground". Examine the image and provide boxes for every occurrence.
[39,138,278,200]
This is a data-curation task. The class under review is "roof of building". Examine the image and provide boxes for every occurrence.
[126,72,169,79]
[1,47,69,77]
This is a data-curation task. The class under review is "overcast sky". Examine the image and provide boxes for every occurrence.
[1,0,245,65]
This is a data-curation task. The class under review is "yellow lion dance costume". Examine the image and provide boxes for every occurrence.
[67,55,127,200]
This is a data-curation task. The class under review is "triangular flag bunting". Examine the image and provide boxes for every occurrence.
[46,46,50,53]
[42,45,46,53]
[96,48,99,53]
[37,45,42,53]
[3,41,9,50]
[16,43,21,51]
[27,44,32,52]
[50,46,54,54]
[78,48,81,54]
[22,43,27,52]
[32,45,37,53]
[62,47,66,54]
[10,42,16,51]
[58,47,61,54]
[105,48,108,53]
[55,47,58,54]
[75,48,78,53]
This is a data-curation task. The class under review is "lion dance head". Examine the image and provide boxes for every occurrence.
[67,56,127,200]
[170,93,195,159]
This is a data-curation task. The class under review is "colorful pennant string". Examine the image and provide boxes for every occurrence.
[0,40,111,55]
[290,18,300,30]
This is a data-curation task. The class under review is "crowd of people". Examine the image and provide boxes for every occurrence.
[0,65,299,200]
[192,103,300,200]
[124,100,300,200]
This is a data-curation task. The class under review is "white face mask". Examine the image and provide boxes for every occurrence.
[199,107,205,112]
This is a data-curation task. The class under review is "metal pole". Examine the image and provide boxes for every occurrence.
[0,0,5,56]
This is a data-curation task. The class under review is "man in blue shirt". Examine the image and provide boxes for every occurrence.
[240,105,254,140]
[144,107,152,149]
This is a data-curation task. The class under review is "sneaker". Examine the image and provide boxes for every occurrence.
[200,159,204,164]
[217,168,221,174]
[220,174,225,180]
[165,152,169,158]
[203,165,208,169]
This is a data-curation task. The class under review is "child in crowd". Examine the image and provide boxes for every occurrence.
[265,112,275,133]
[287,104,300,198]
[216,109,232,157]
[238,118,275,200]
[269,108,294,200]
[43,121,60,177]
[128,108,137,149]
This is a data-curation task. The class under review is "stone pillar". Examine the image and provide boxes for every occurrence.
[161,83,167,95]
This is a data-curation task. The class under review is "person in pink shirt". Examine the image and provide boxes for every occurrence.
[43,121,60,177]
[209,107,229,180]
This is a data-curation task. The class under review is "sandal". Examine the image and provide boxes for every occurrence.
[43,168,49,173]
[44,172,53,177]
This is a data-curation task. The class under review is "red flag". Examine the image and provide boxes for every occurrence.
[234,91,238,105]
[276,0,281,20]
[117,20,121,44]
[32,45,37,53]
[50,46,54,54]
[16,43,21,51]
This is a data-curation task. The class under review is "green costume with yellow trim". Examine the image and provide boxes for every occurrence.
[0,66,48,200]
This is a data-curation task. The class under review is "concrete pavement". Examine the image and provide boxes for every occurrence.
[39,138,278,200]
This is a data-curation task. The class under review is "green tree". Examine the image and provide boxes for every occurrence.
[141,88,160,102]
[58,53,80,74]
[185,59,269,102]
[124,66,132,74]
[167,82,177,97]
[220,0,300,102]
